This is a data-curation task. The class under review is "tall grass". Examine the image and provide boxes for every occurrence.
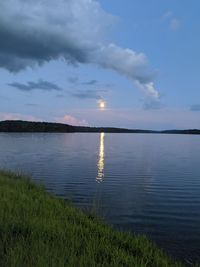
[0,171,184,267]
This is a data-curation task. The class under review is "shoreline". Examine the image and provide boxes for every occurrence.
[0,170,184,267]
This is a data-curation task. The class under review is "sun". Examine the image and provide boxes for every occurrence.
[99,100,106,110]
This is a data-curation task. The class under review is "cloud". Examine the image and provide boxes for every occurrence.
[162,11,173,20]
[25,103,38,107]
[71,89,107,100]
[190,105,200,111]
[0,112,39,121]
[82,80,98,85]
[170,18,181,31]
[90,44,159,98]
[0,112,88,127]
[135,81,159,99]
[68,76,79,84]
[0,0,159,98]
[8,80,62,92]
[56,94,65,98]
[0,0,114,71]
[143,98,161,110]
[162,11,181,31]
[55,114,88,126]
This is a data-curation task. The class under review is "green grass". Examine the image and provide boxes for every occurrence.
[0,171,184,267]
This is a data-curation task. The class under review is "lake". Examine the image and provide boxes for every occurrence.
[0,132,200,265]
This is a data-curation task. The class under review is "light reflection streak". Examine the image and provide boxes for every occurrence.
[96,132,105,182]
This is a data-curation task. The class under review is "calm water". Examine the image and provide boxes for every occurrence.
[0,133,200,265]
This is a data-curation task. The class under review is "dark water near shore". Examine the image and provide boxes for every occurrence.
[0,132,200,265]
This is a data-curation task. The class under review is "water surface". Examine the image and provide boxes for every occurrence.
[0,133,200,265]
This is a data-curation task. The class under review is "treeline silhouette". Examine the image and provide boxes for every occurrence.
[0,120,200,135]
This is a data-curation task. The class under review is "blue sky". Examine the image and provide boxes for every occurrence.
[0,0,200,129]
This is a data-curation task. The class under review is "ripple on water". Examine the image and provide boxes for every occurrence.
[0,133,200,265]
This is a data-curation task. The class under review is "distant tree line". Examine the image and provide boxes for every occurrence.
[0,120,200,134]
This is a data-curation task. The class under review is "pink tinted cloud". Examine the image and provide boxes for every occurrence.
[55,114,89,126]
[0,112,40,121]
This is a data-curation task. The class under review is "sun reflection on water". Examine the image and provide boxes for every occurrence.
[96,132,105,182]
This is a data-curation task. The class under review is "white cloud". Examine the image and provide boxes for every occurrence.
[90,43,158,98]
[136,81,159,99]
[170,18,181,31]
[162,11,181,31]
[162,11,173,20]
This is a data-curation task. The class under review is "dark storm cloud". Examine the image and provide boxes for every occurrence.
[0,0,159,98]
[8,80,62,92]
[0,24,87,72]
[0,0,109,72]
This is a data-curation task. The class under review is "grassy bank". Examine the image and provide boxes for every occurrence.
[0,171,184,267]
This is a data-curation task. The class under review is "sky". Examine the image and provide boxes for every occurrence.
[0,0,200,130]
